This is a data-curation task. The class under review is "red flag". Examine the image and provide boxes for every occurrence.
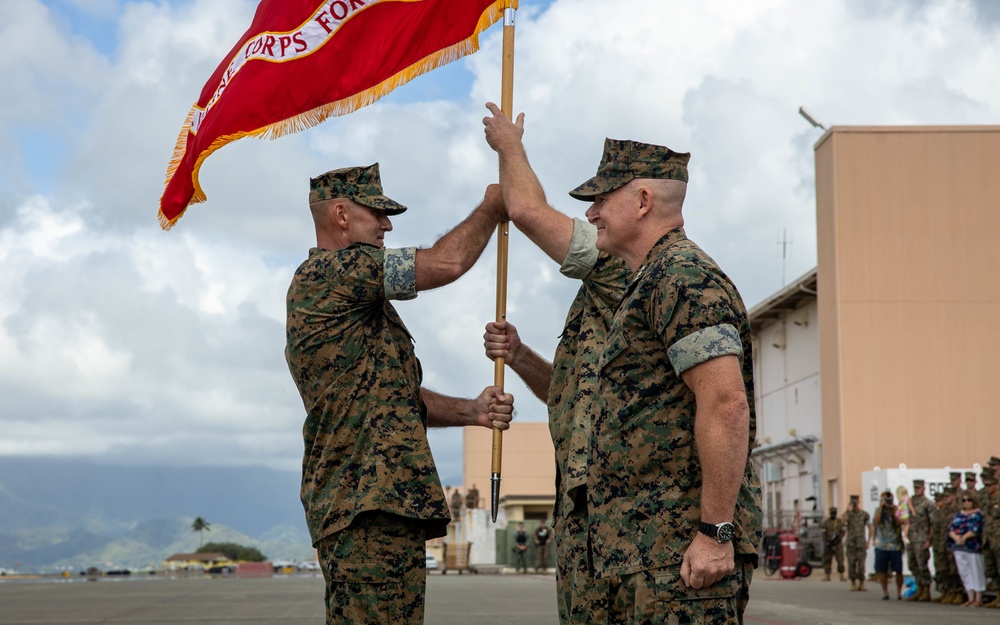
[159,0,517,230]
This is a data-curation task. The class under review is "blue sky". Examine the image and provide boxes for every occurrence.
[3,0,1000,487]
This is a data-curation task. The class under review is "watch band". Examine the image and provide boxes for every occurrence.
[699,521,735,543]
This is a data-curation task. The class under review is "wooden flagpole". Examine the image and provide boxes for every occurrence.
[491,5,515,524]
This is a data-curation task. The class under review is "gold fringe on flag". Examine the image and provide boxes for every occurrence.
[158,0,518,231]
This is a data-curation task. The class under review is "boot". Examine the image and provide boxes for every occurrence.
[823,572,831,581]
[906,585,920,601]
[858,580,868,592]
[918,585,931,602]
[850,579,858,591]
[930,590,944,603]
[948,591,967,605]
[982,596,1000,608]
[840,572,847,582]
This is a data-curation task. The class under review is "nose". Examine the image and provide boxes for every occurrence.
[379,214,392,231]
[585,202,598,223]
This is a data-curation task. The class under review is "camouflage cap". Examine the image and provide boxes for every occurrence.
[990,456,1000,466]
[950,472,961,480]
[568,138,690,201]
[308,163,407,215]
[965,471,977,480]
[983,475,998,486]
[933,492,944,501]
[912,479,925,487]
[943,486,957,495]
[849,494,859,502]
[829,506,837,513]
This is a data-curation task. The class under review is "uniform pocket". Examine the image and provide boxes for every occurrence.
[653,565,741,624]
[599,324,628,372]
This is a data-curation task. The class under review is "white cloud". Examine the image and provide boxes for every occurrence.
[2,0,1000,484]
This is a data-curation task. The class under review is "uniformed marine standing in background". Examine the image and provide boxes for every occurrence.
[905,479,934,601]
[844,495,871,592]
[981,474,1000,608]
[822,507,846,582]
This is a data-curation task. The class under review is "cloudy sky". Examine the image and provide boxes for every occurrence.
[2,0,1000,487]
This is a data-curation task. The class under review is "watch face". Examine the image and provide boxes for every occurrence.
[717,523,735,542]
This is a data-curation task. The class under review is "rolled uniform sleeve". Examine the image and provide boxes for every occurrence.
[383,246,417,301]
[560,218,599,279]
[667,323,743,376]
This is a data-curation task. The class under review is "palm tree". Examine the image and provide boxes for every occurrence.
[192,517,211,547]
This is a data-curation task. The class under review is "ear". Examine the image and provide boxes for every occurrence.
[635,185,654,219]
[331,201,351,230]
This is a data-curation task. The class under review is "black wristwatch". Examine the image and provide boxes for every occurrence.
[699,522,735,543]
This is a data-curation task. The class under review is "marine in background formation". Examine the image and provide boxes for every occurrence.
[844,495,871,592]
[905,479,934,602]
[821,507,846,582]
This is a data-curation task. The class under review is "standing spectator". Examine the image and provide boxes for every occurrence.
[821,507,846,582]
[906,479,935,602]
[844,495,871,591]
[981,475,1000,608]
[949,472,963,493]
[513,522,529,574]
[948,491,986,607]
[534,522,553,573]
[930,491,952,602]
[934,487,966,604]
[873,490,905,601]
[964,472,980,498]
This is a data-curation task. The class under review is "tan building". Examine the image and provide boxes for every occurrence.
[815,125,1000,511]
[463,422,555,523]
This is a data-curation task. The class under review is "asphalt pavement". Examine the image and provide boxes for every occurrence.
[0,571,996,625]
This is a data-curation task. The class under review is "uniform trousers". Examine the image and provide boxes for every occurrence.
[556,486,608,624]
[605,557,753,625]
[316,511,426,625]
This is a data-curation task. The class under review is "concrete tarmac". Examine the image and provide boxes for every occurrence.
[0,571,996,625]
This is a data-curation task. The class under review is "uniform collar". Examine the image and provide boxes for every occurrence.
[631,227,687,283]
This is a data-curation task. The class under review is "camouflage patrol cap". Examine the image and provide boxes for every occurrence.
[829,506,837,513]
[568,138,691,201]
[933,492,944,501]
[943,486,957,495]
[850,494,859,502]
[983,475,998,486]
[950,472,961,480]
[990,456,1000,466]
[308,163,407,215]
[912,479,925,487]
[965,471,977,480]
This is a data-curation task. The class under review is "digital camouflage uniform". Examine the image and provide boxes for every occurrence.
[589,224,762,624]
[844,506,870,584]
[982,479,1000,604]
[550,219,630,625]
[931,492,961,600]
[821,515,845,576]
[906,491,934,589]
[980,467,999,594]
[286,165,450,624]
